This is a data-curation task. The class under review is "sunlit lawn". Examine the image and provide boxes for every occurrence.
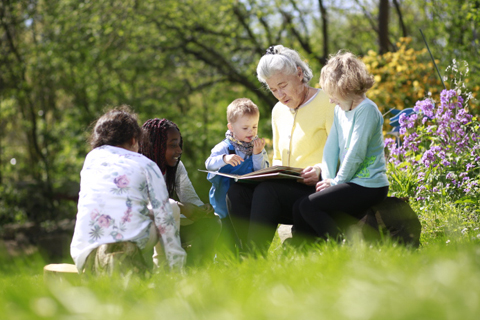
[1,226,480,320]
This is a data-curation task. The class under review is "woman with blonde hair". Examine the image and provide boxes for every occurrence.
[291,51,389,243]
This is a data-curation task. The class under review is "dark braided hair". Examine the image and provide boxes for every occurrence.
[89,105,142,150]
[139,118,183,198]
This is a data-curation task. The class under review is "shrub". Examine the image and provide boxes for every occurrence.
[362,37,442,116]
[385,86,480,218]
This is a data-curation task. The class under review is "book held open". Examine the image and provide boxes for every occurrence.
[199,166,304,182]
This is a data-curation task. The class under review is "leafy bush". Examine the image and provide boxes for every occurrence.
[363,38,479,117]
[362,37,442,115]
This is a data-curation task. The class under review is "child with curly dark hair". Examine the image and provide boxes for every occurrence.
[71,106,185,275]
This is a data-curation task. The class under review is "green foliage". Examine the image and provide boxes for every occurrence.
[362,38,442,115]
[1,0,479,224]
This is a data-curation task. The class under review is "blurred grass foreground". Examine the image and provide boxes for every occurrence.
[1,232,480,320]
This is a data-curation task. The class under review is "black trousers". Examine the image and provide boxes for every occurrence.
[292,182,389,241]
[227,180,315,254]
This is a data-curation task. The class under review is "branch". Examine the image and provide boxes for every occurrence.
[185,78,230,93]
[258,16,273,45]
[392,0,407,37]
[353,0,379,34]
[0,0,23,64]
[288,0,310,39]
[232,4,264,56]
[279,10,312,54]
[183,44,276,107]
[150,14,277,108]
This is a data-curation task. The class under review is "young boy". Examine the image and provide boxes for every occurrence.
[205,98,269,250]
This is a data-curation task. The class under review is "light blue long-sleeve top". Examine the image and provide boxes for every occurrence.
[205,140,269,173]
[321,98,389,188]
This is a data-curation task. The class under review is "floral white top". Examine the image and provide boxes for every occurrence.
[70,145,186,271]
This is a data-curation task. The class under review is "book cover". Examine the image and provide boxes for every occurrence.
[199,166,304,182]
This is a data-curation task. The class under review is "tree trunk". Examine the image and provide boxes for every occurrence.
[318,0,328,65]
[378,0,390,54]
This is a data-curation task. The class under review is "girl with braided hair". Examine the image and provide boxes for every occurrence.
[140,118,221,266]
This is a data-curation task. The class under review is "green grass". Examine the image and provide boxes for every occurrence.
[1,230,480,320]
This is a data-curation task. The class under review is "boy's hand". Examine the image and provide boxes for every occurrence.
[223,154,244,166]
[253,137,266,155]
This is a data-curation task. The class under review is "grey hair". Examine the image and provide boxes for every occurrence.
[256,45,313,84]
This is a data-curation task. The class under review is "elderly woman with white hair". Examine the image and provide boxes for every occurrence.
[227,45,335,255]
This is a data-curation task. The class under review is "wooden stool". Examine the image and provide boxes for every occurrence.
[44,263,80,283]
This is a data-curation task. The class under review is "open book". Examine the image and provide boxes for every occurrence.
[199,166,304,182]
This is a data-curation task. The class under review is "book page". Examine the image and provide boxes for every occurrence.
[240,165,304,177]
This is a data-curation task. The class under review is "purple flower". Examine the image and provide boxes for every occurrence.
[418,172,425,181]
[384,138,395,149]
[390,88,479,202]
[417,185,426,191]
[441,160,451,166]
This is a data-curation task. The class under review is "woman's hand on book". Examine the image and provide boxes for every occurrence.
[300,166,321,186]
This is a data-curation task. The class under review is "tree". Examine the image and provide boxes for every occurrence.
[378,0,390,54]
[0,0,478,224]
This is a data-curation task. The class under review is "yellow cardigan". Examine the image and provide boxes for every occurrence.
[271,89,335,169]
